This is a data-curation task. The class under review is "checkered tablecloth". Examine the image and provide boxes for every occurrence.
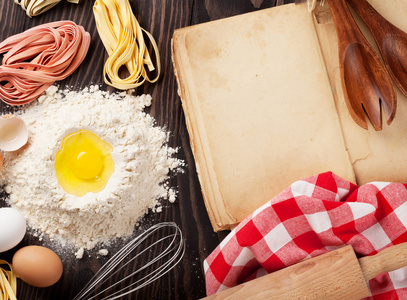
[204,172,407,299]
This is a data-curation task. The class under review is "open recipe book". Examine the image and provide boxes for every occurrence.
[171,1,407,231]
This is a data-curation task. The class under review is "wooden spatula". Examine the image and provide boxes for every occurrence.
[328,0,397,131]
[346,0,407,99]
[203,243,407,299]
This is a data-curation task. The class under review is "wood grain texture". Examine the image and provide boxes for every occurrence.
[328,0,396,131]
[203,245,370,300]
[346,0,407,98]
[359,242,407,281]
[0,0,293,299]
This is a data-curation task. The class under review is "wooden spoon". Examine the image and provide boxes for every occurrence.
[328,0,397,131]
[347,0,407,99]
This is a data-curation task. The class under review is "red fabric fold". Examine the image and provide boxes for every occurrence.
[204,172,407,299]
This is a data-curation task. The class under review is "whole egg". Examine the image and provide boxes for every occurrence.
[0,207,26,252]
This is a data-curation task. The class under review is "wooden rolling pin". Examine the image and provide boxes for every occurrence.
[204,243,407,299]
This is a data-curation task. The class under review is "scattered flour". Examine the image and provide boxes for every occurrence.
[0,85,183,250]
[98,249,109,256]
[75,247,85,259]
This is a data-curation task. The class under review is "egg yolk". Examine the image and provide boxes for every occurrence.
[55,130,115,196]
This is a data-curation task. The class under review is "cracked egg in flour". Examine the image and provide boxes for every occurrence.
[55,129,115,197]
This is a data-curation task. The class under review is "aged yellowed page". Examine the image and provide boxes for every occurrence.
[172,3,355,231]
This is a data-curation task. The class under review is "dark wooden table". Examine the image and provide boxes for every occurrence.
[0,1,294,299]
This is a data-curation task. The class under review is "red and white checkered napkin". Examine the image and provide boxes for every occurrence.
[204,172,407,299]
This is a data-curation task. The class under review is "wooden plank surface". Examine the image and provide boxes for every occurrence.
[0,0,293,299]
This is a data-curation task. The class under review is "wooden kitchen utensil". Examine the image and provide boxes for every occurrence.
[328,0,397,131]
[203,243,407,299]
[347,0,407,99]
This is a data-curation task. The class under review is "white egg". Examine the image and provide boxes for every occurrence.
[0,207,26,252]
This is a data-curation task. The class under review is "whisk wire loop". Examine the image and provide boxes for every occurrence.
[73,222,185,300]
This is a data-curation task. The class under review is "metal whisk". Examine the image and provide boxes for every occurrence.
[73,222,185,300]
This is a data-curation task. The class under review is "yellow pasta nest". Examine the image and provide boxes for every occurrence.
[14,0,79,17]
[0,260,17,300]
[93,0,161,90]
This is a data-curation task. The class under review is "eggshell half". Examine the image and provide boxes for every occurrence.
[0,115,29,151]
[12,246,63,287]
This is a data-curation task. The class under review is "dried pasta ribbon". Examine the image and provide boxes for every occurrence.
[0,260,17,300]
[14,0,79,17]
[0,21,91,106]
[93,0,160,90]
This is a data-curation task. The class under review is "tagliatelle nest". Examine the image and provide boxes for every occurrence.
[93,0,161,90]
[14,0,79,17]
[0,21,90,105]
[0,260,17,300]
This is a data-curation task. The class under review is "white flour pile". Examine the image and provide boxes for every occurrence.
[0,85,183,251]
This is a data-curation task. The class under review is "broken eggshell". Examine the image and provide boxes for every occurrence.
[0,115,28,151]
